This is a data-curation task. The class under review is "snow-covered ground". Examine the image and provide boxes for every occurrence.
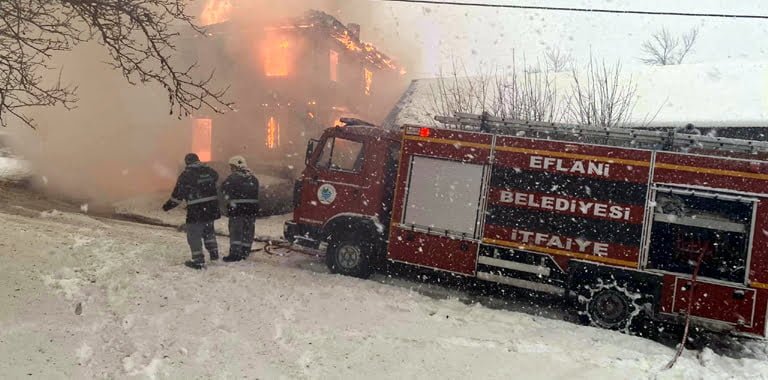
[2,189,768,379]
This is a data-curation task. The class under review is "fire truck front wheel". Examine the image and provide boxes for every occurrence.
[578,283,640,332]
[326,238,373,279]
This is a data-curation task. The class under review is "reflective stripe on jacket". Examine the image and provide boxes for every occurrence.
[221,169,260,217]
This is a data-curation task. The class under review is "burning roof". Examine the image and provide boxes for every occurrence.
[200,0,233,26]
[202,8,404,74]
[298,10,404,73]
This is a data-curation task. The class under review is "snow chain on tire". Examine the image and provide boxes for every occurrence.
[577,279,643,333]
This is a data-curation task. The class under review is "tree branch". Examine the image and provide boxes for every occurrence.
[0,0,232,128]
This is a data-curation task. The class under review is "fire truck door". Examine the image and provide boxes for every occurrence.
[388,156,487,275]
[300,136,369,223]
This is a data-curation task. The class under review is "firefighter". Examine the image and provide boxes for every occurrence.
[220,155,260,262]
[677,123,702,135]
[162,153,221,269]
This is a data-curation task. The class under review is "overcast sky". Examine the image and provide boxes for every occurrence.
[337,0,768,76]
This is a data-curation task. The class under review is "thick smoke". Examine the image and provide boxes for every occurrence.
[7,41,183,203]
[6,0,413,204]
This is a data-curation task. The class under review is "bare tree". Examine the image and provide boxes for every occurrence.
[640,27,699,65]
[428,59,493,120]
[428,56,562,125]
[0,0,232,129]
[428,54,648,129]
[565,57,639,128]
[492,55,561,122]
[545,47,573,72]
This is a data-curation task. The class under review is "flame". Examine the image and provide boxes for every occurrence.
[332,33,401,72]
[263,34,291,77]
[266,116,280,149]
[335,31,362,52]
[192,119,213,162]
[364,68,373,96]
[200,0,232,26]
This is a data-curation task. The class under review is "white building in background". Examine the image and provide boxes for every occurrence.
[385,61,768,140]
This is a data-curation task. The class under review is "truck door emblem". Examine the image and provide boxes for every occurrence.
[317,184,337,205]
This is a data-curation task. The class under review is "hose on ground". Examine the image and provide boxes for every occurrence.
[250,237,318,257]
[108,212,318,258]
[665,250,706,369]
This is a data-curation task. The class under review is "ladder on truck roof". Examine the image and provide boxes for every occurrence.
[435,112,768,155]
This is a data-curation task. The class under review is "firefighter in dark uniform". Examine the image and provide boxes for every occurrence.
[221,155,260,262]
[677,123,702,135]
[162,153,221,269]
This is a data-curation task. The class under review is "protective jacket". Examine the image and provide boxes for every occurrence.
[220,169,260,217]
[163,162,221,223]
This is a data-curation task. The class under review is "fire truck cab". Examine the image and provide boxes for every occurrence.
[284,119,401,277]
[285,116,768,338]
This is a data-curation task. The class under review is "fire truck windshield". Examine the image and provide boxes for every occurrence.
[314,137,365,172]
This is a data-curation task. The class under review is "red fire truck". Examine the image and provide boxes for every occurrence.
[284,114,768,337]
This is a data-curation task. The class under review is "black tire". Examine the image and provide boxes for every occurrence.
[578,282,640,331]
[326,236,373,279]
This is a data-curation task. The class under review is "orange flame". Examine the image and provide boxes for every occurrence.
[263,34,291,77]
[335,31,362,52]
[364,68,373,96]
[266,116,280,149]
[332,34,402,72]
[200,0,232,26]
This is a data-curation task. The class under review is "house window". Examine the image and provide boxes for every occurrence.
[329,50,339,82]
[264,35,290,77]
[266,116,280,149]
[192,118,212,162]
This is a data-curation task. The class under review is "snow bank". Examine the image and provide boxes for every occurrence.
[1,202,768,378]
[0,156,31,181]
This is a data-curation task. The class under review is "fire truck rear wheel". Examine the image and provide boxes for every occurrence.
[579,283,638,331]
[327,238,373,279]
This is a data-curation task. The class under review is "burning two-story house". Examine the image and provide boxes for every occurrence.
[180,7,407,169]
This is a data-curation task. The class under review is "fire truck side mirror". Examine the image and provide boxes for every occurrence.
[305,139,319,165]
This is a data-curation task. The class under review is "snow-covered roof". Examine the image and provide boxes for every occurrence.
[384,61,768,129]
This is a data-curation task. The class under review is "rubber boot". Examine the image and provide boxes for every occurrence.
[223,246,243,262]
[184,260,206,270]
[222,254,243,262]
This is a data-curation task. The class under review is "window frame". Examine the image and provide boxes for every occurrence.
[644,185,759,285]
[401,155,488,239]
[312,136,366,174]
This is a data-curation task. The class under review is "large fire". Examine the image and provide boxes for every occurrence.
[199,0,233,26]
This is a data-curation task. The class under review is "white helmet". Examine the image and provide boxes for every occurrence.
[228,155,248,169]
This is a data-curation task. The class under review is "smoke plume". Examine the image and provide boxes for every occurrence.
[6,0,413,204]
